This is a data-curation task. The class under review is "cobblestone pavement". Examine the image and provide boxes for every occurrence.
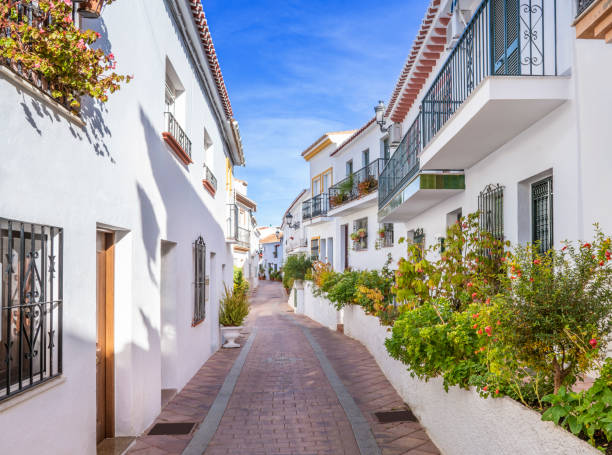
[127,281,440,455]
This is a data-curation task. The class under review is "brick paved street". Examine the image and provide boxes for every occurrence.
[128,281,440,455]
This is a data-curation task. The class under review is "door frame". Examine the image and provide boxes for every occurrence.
[97,230,115,441]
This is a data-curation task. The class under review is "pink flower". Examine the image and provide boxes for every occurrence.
[34,62,40,69]
[77,39,86,50]
[63,0,71,5]
[108,53,115,60]
[96,32,101,39]
[63,16,72,23]
[589,338,598,348]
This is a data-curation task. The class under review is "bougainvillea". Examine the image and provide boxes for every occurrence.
[0,0,131,110]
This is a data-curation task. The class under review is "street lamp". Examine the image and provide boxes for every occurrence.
[374,100,391,133]
[285,212,300,229]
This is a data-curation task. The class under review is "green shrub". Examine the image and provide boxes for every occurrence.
[283,254,312,282]
[233,268,249,298]
[542,358,612,451]
[219,284,249,327]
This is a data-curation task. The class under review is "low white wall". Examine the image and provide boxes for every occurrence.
[302,284,598,455]
[300,282,340,331]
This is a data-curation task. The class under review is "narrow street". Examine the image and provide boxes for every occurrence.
[127,281,440,455]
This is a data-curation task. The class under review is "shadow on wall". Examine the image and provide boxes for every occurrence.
[137,184,160,286]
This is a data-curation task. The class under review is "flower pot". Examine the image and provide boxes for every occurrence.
[359,231,366,238]
[78,0,105,18]
[220,326,243,348]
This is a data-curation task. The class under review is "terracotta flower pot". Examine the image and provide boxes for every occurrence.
[78,0,105,18]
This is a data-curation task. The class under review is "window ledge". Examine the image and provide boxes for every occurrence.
[162,132,193,165]
[192,318,205,327]
[0,375,66,413]
[202,180,216,196]
[0,65,85,128]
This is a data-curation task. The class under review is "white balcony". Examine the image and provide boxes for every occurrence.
[419,76,570,171]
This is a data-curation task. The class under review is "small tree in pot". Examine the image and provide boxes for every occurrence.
[219,284,249,348]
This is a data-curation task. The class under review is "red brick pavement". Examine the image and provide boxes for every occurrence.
[127,281,440,455]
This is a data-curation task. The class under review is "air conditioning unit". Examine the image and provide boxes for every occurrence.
[447,5,470,50]
[390,123,403,144]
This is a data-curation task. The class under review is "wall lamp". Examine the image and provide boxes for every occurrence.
[285,213,300,229]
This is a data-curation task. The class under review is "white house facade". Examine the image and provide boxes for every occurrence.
[0,0,246,453]
[227,177,260,289]
[280,189,310,261]
[290,0,612,276]
[259,231,283,279]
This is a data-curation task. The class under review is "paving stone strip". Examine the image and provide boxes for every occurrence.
[182,329,258,455]
[295,319,381,455]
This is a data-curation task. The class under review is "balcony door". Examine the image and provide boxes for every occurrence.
[96,231,115,444]
[491,0,520,75]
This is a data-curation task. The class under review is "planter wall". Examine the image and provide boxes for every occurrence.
[300,282,341,331]
[302,285,599,455]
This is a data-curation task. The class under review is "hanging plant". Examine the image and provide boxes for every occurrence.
[0,0,132,111]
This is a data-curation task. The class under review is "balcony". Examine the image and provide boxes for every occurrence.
[575,0,612,41]
[302,194,329,222]
[162,112,192,165]
[378,115,465,222]
[202,164,217,196]
[226,204,250,247]
[416,0,568,170]
[327,159,386,216]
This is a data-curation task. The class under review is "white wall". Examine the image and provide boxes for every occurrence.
[0,0,237,452]
[300,282,341,331]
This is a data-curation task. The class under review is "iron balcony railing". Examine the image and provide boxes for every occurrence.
[379,0,558,210]
[576,0,596,16]
[379,114,422,208]
[164,112,192,159]
[302,193,329,221]
[203,163,217,192]
[328,159,386,209]
[421,0,558,145]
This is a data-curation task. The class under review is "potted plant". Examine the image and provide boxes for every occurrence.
[78,0,114,18]
[357,228,367,238]
[219,284,249,348]
[358,175,378,196]
[350,231,360,242]
[378,228,386,239]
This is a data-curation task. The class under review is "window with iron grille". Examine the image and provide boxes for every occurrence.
[532,177,553,253]
[310,238,319,261]
[353,218,368,251]
[376,223,394,248]
[478,184,504,241]
[193,236,206,325]
[0,218,63,402]
[409,228,425,257]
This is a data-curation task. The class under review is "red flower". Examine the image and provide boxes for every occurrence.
[472,292,478,299]
[472,323,478,329]
[529,278,534,282]
[479,346,485,352]
[467,282,473,288]
[562,246,567,251]
[485,326,492,334]
[582,243,592,249]
[533,259,541,265]
[589,338,598,348]
[496,320,501,326]
[477,329,483,335]
[472,313,480,319]
[483,386,488,391]
[599,260,605,266]
[495,389,500,395]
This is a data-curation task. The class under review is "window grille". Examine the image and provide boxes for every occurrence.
[412,228,425,249]
[353,218,368,251]
[0,218,63,402]
[310,238,319,261]
[532,177,553,253]
[193,236,206,325]
[478,184,504,241]
[377,223,394,248]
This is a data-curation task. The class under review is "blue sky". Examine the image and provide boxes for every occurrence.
[203,0,426,226]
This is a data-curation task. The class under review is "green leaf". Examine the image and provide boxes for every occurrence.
[566,416,582,435]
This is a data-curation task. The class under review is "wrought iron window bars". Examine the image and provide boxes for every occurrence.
[0,218,63,402]
[193,236,206,325]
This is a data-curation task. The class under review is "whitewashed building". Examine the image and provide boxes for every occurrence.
[0,0,246,453]
[259,231,283,279]
[292,0,612,275]
[280,189,310,261]
[227,177,259,289]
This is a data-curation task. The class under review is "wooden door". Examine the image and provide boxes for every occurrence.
[96,231,115,444]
